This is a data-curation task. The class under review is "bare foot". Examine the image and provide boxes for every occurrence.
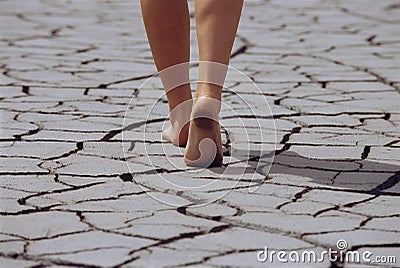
[184,97,223,167]
[162,123,189,146]
[162,98,192,147]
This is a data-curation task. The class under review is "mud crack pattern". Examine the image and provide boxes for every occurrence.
[0,0,399,267]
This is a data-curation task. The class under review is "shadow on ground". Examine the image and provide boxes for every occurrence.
[210,149,400,195]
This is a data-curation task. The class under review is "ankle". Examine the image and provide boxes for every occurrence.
[167,84,192,111]
[195,83,222,100]
[169,98,192,126]
[192,97,221,121]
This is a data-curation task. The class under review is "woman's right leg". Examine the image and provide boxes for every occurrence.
[184,0,244,167]
[140,0,192,146]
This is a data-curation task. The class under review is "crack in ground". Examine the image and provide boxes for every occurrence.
[275,187,312,210]
[111,225,232,267]
[101,118,165,141]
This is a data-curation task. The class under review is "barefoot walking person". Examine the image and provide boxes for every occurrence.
[140,0,243,167]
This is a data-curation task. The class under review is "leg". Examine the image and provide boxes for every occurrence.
[185,0,243,167]
[140,0,192,146]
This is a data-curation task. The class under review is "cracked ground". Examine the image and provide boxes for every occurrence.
[1,0,399,267]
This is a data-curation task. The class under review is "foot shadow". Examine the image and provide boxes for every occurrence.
[209,148,400,195]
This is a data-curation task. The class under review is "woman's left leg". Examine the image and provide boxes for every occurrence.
[140,0,192,146]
